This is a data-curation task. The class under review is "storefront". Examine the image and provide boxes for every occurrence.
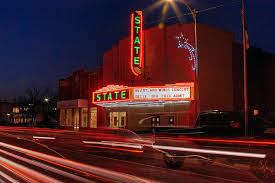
[57,99,97,130]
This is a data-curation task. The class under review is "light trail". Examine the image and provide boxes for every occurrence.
[24,153,115,183]
[33,136,56,140]
[0,149,96,183]
[85,145,144,153]
[0,158,39,183]
[0,141,153,183]
[151,135,275,146]
[0,171,20,183]
[0,156,62,183]
[83,140,267,159]
[83,141,143,149]
[152,145,266,159]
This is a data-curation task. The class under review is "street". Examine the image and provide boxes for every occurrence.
[0,127,272,183]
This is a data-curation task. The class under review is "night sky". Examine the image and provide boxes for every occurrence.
[0,0,274,100]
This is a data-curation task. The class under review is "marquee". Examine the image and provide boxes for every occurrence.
[92,83,194,105]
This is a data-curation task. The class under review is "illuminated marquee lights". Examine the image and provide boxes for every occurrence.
[176,33,197,71]
[92,83,194,105]
[130,11,144,76]
[133,85,192,101]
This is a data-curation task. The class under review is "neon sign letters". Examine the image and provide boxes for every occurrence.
[176,33,197,71]
[93,89,130,104]
[131,11,144,76]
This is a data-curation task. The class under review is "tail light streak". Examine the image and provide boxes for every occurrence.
[152,145,266,159]
[0,149,95,183]
[83,141,143,149]
[151,136,275,146]
[0,171,19,183]
[0,156,62,183]
[85,145,144,153]
[0,141,153,183]
[82,140,266,159]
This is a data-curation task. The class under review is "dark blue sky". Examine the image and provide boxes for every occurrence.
[0,0,274,100]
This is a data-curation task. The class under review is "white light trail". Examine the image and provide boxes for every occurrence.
[84,140,266,159]
[0,170,20,183]
[0,142,153,183]
[152,145,266,159]
[33,136,56,140]
[83,141,142,149]
[0,149,96,183]
[0,156,63,183]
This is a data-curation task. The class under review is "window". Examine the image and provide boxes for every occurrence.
[81,108,88,128]
[60,109,65,126]
[90,107,97,128]
[13,107,19,113]
[66,109,72,126]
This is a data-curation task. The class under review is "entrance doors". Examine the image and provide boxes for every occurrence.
[74,109,79,130]
[109,112,126,128]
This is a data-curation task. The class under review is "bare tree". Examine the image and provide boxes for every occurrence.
[25,86,41,127]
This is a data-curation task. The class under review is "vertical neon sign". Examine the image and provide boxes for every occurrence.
[131,11,144,76]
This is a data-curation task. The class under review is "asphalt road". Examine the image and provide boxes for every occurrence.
[0,127,273,183]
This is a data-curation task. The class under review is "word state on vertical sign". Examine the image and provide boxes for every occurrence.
[131,11,144,76]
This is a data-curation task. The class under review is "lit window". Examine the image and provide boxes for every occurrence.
[66,109,72,126]
[89,107,97,128]
[81,108,88,128]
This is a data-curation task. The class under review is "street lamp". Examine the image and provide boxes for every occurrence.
[44,98,49,103]
[165,0,200,120]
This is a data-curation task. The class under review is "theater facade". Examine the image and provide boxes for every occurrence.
[57,11,238,131]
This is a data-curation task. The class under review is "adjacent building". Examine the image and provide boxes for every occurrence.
[0,101,12,124]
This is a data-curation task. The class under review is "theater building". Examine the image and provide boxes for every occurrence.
[58,11,274,131]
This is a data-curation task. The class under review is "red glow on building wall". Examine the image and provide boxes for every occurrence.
[130,11,144,76]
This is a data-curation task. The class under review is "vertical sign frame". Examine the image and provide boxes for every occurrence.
[131,11,144,76]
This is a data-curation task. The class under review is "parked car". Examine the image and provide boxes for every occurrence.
[195,110,244,137]
[153,110,265,137]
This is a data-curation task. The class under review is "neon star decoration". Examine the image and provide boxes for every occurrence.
[176,33,197,70]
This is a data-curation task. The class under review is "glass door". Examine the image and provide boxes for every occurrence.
[119,112,126,128]
[109,112,126,128]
